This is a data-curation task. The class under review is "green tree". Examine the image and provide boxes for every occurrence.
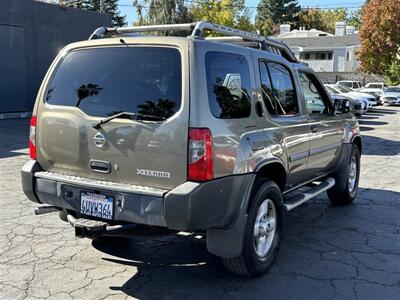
[191,0,254,33]
[298,8,360,33]
[63,0,126,27]
[255,0,301,35]
[133,0,193,28]
[347,9,362,28]
[384,58,400,86]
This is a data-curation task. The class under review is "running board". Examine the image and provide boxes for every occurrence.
[284,178,335,211]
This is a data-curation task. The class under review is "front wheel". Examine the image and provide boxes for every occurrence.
[328,144,360,205]
[222,181,283,277]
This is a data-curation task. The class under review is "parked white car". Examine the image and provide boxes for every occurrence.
[336,80,362,90]
[382,86,400,105]
[359,82,387,104]
[325,85,366,115]
[334,84,378,106]
[325,84,375,111]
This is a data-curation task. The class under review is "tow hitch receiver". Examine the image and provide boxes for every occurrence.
[66,214,137,238]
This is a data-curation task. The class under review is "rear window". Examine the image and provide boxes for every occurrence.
[205,52,251,119]
[46,47,182,119]
[338,81,352,88]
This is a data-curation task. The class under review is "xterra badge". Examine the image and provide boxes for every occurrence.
[137,169,170,178]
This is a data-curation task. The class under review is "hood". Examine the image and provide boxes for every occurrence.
[383,92,400,98]
[349,92,376,99]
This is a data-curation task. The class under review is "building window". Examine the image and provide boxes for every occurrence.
[300,53,311,60]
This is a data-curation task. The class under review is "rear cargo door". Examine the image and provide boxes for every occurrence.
[36,45,189,190]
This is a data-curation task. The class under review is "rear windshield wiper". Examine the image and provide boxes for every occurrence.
[92,112,166,129]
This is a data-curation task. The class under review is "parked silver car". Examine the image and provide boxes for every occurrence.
[22,22,362,277]
[382,86,400,105]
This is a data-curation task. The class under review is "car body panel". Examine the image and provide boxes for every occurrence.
[22,33,360,235]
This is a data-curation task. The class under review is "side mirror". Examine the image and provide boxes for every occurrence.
[334,99,350,113]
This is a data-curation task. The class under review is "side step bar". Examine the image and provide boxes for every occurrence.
[284,178,335,211]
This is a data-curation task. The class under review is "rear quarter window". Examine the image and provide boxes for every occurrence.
[46,47,182,119]
[205,51,252,119]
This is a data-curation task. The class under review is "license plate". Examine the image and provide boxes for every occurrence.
[80,192,113,220]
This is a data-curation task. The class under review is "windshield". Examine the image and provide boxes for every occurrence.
[366,84,383,89]
[46,47,182,119]
[335,85,352,93]
[385,87,400,93]
[325,85,339,94]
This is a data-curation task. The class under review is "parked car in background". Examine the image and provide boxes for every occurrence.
[325,84,372,112]
[336,80,362,90]
[382,86,400,105]
[364,82,387,90]
[359,82,387,105]
[329,92,364,117]
[333,84,379,106]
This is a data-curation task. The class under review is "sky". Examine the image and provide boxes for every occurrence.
[118,0,366,25]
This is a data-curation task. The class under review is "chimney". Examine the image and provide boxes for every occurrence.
[346,26,355,35]
[335,22,346,36]
[280,24,291,35]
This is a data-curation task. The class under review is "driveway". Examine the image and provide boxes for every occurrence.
[0,107,399,300]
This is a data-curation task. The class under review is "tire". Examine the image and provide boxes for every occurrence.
[222,181,283,277]
[328,144,360,205]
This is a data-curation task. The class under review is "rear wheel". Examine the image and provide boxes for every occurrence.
[328,144,360,205]
[222,181,283,277]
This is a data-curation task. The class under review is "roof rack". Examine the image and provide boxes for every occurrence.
[88,21,299,63]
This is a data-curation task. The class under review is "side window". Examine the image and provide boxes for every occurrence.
[205,52,251,119]
[259,62,276,116]
[268,62,298,116]
[299,72,331,114]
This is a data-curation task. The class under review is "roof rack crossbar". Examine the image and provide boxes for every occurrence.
[88,21,298,63]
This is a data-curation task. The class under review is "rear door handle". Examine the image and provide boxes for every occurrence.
[311,125,318,133]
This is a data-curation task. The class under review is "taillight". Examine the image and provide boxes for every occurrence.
[188,128,213,181]
[29,116,37,159]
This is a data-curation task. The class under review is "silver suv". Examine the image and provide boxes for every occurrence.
[22,22,362,277]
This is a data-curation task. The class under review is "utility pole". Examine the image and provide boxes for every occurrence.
[99,0,103,12]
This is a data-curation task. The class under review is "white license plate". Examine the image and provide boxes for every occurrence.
[80,192,113,220]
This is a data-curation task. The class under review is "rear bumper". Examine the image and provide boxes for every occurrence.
[21,161,252,231]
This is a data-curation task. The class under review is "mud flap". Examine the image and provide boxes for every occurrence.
[206,214,248,258]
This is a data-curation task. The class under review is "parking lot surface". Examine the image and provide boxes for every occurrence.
[0,107,399,300]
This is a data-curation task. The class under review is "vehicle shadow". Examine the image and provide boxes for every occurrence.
[357,120,388,126]
[361,135,400,156]
[359,126,374,132]
[92,187,400,299]
[0,119,29,158]
[368,108,398,115]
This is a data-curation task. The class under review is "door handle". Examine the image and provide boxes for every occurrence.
[311,125,318,133]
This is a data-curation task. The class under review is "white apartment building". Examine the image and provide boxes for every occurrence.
[277,22,361,82]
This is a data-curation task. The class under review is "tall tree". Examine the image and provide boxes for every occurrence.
[358,0,400,75]
[299,8,360,33]
[191,0,254,33]
[63,0,126,27]
[133,0,193,27]
[255,0,301,35]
